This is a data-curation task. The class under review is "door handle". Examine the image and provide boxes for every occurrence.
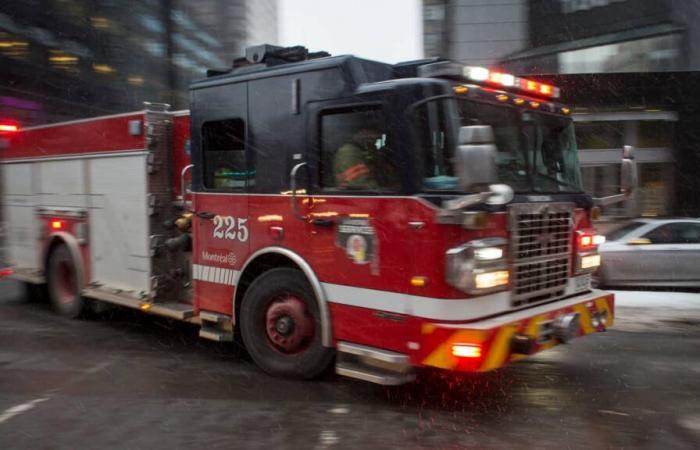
[311,218,334,227]
[290,162,308,221]
[196,211,215,220]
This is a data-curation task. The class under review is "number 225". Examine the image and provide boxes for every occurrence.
[212,216,249,242]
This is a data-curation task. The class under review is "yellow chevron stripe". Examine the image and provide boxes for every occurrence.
[480,324,518,371]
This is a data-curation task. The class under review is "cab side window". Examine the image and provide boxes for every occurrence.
[319,107,399,192]
[202,119,248,190]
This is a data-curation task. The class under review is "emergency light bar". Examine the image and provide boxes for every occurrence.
[465,66,560,99]
[417,61,560,99]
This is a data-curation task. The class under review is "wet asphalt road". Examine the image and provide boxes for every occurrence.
[1,279,699,449]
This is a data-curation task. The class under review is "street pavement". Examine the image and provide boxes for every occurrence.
[0,279,699,449]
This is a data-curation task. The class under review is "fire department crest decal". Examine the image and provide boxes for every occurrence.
[337,217,376,265]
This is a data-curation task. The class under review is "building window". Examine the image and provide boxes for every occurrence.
[575,121,624,149]
[558,34,681,74]
[639,163,673,217]
[638,121,674,148]
[319,107,398,192]
[202,119,248,190]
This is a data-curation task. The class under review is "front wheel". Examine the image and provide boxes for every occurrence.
[47,244,85,318]
[240,268,333,379]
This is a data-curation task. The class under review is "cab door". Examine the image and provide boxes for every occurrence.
[191,82,250,315]
[301,98,415,347]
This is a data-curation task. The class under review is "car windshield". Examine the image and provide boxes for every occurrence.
[606,221,647,241]
[414,98,583,193]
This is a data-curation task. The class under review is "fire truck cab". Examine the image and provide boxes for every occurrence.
[0,45,634,384]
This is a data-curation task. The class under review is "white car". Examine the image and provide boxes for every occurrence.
[597,219,700,288]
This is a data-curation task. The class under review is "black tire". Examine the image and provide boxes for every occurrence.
[240,268,333,379]
[46,244,85,318]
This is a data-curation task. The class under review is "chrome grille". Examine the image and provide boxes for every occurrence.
[510,204,573,307]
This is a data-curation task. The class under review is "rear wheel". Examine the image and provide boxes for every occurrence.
[240,268,333,379]
[47,244,85,318]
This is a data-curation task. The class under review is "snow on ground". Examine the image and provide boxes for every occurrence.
[613,290,700,309]
[612,290,700,332]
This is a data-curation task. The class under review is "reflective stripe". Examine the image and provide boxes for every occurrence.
[192,264,238,286]
[322,283,612,323]
[322,282,511,321]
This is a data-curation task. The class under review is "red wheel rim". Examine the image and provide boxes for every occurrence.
[55,259,77,304]
[264,294,315,354]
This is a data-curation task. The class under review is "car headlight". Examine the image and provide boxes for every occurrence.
[445,237,509,294]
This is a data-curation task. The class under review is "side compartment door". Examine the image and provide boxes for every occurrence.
[191,83,250,315]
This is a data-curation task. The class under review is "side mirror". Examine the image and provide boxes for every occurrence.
[627,238,651,245]
[620,145,638,195]
[455,125,497,191]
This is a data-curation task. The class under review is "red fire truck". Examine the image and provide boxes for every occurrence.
[0,45,636,384]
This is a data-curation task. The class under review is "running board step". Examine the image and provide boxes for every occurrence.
[336,361,415,386]
[335,341,415,385]
[199,310,234,342]
[83,287,194,320]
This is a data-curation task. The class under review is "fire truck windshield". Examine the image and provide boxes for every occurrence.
[415,98,584,193]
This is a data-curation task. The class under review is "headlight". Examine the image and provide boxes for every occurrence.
[579,253,601,270]
[445,237,509,294]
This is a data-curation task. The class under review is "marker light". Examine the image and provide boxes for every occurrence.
[452,344,482,358]
[0,268,14,278]
[410,276,428,287]
[50,219,65,230]
[474,270,509,289]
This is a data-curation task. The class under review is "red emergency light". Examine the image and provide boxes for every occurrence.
[50,219,66,231]
[451,343,482,358]
[0,120,20,133]
[465,66,560,99]
[577,230,605,251]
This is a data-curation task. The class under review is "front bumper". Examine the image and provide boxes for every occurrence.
[419,290,614,372]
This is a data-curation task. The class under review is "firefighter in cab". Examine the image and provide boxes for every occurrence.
[333,126,399,190]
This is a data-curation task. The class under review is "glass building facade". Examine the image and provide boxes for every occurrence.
[0,0,278,126]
